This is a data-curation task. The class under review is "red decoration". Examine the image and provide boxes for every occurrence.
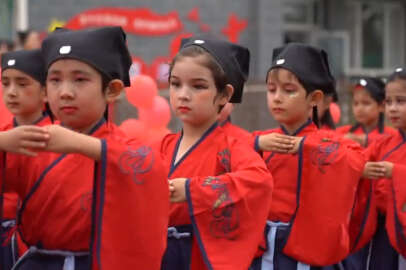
[199,24,211,32]
[221,13,248,43]
[169,33,193,59]
[65,7,183,36]
[187,8,200,22]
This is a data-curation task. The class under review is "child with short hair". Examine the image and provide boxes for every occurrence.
[0,27,169,270]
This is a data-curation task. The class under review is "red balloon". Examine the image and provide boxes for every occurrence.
[125,75,158,109]
[139,95,171,128]
[119,118,147,140]
[330,102,341,124]
[145,126,171,144]
[0,81,13,125]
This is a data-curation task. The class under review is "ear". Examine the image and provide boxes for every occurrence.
[222,84,234,104]
[105,79,125,103]
[41,86,48,103]
[309,90,324,107]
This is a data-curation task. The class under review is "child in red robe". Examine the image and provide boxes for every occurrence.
[160,36,273,270]
[0,27,169,270]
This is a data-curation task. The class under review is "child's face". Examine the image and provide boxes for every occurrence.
[352,88,381,127]
[266,68,313,127]
[169,56,228,127]
[1,69,45,117]
[385,80,406,130]
[47,59,107,132]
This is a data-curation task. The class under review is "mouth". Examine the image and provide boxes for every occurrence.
[272,108,285,113]
[60,106,78,114]
[178,106,191,113]
[6,101,19,107]
[390,116,400,122]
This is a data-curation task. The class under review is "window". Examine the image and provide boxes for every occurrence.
[0,0,13,39]
[348,1,405,75]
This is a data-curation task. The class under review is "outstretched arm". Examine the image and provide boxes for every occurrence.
[0,125,49,156]
[44,125,102,160]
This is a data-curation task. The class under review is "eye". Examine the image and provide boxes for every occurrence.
[194,84,207,90]
[47,77,60,83]
[75,77,88,83]
[267,85,276,93]
[169,80,180,88]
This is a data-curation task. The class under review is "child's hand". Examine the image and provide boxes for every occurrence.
[380,161,394,179]
[0,126,49,156]
[43,125,78,153]
[362,161,393,179]
[169,178,188,203]
[344,133,367,146]
[286,136,304,154]
[258,133,296,153]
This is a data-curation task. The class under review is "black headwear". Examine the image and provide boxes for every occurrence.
[268,43,336,95]
[1,49,46,85]
[355,77,385,103]
[180,35,250,103]
[41,26,132,87]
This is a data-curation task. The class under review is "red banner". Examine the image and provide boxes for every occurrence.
[65,7,183,36]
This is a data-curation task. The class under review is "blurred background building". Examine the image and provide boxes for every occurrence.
[1,0,405,131]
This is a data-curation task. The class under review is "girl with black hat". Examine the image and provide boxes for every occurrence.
[251,43,366,269]
[337,77,396,147]
[0,49,52,269]
[0,27,169,270]
[160,35,273,270]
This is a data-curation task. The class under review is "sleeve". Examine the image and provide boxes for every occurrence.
[282,133,366,265]
[91,138,169,270]
[185,140,273,270]
[385,164,406,257]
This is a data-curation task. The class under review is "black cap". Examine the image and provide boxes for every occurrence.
[180,35,250,103]
[355,77,385,103]
[41,27,132,86]
[1,49,46,85]
[268,43,336,95]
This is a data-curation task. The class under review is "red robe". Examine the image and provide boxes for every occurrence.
[253,120,365,265]
[219,119,251,140]
[0,114,52,221]
[2,120,169,269]
[160,122,273,270]
[363,130,406,256]
[336,124,396,147]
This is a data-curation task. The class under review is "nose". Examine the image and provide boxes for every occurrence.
[5,83,17,97]
[177,85,191,101]
[272,89,283,103]
[59,81,75,100]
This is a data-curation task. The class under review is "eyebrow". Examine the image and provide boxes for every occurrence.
[1,75,30,81]
[169,75,208,82]
[48,69,93,76]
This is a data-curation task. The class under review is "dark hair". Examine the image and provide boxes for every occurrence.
[320,109,336,129]
[169,45,229,112]
[388,68,406,84]
[267,68,321,128]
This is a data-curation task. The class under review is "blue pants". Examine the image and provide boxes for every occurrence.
[1,220,18,270]
[161,225,193,270]
[250,221,342,270]
[341,214,401,270]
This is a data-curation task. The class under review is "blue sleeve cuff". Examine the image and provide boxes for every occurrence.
[254,135,261,152]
